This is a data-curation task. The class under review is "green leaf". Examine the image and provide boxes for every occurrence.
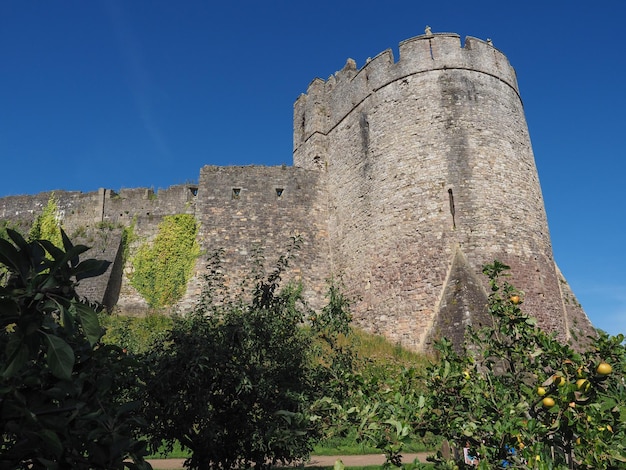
[44,333,75,380]
[74,258,111,281]
[2,338,28,377]
[443,360,450,378]
[72,302,103,346]
[7,228,28,249]
[39,429,63,457]
[38,239,65,263]
[60,229,80,267]
[0,297,19,321]
[0,238,23,273]
[599,398,617,413]
[45,239,89,270]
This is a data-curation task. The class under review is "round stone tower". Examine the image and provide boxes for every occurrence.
[293,31,593,350]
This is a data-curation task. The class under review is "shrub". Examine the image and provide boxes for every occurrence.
[140,240,320,469]
[418,261,626,469]
[0,229,150,469]
[99,312,173,354]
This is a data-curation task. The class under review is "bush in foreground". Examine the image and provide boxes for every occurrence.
[326,261,625,469]
[0,229,150,469]
[140,241,320,470]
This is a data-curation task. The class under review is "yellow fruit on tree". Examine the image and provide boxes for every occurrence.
[542,397,555,408]
[576,378,590,392]
[510,295,520,304]
[596,362,612,376]
[537,387,547,396]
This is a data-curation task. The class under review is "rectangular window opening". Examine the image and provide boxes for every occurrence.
[448,188,456,229]
[232,188,241,200]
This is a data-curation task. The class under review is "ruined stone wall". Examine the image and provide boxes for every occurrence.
[100,185,197,226]
[0,184,196,239]
[0,168,329,315]
[0,190,101,236]
[0,185,197,308]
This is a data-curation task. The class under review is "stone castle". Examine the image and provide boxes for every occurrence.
[0,30,594,350]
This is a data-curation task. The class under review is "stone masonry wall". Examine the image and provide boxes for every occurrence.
[0,171,329,316]
[183,165,330,312]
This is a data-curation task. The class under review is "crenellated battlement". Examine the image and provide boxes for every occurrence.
[294,32,518,155]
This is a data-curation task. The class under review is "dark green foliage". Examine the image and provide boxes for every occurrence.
[309,278,358,402]
[0,229,150,469]
[140,239,320,469]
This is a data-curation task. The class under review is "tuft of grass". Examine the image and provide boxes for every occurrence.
[352,330,432,368]
[146,440,190,459]
[313,433,380,455]
[314,431,439,456]
[149,466,434,470]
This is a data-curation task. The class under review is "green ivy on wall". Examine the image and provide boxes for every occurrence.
[121,218,137,264]
[130,214,200,309]
[28,194,63,248]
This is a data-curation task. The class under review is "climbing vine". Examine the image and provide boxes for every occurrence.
[121,218,137,264]
[130,214,200,309]
[28,194,63,248]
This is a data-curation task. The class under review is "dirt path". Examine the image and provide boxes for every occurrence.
[148,452,433,469]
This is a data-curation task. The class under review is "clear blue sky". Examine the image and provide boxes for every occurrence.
[1,1,624,336]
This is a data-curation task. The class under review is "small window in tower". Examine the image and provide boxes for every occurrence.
[448,188,456,229]
[232,188,241,200]
[189,186,198,197]
[276,188,284,198]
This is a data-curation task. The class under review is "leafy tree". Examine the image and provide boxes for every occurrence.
[419,261,625,469]
[140,239,320,469]
[0,229,150,469]
[323,261,625,469]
